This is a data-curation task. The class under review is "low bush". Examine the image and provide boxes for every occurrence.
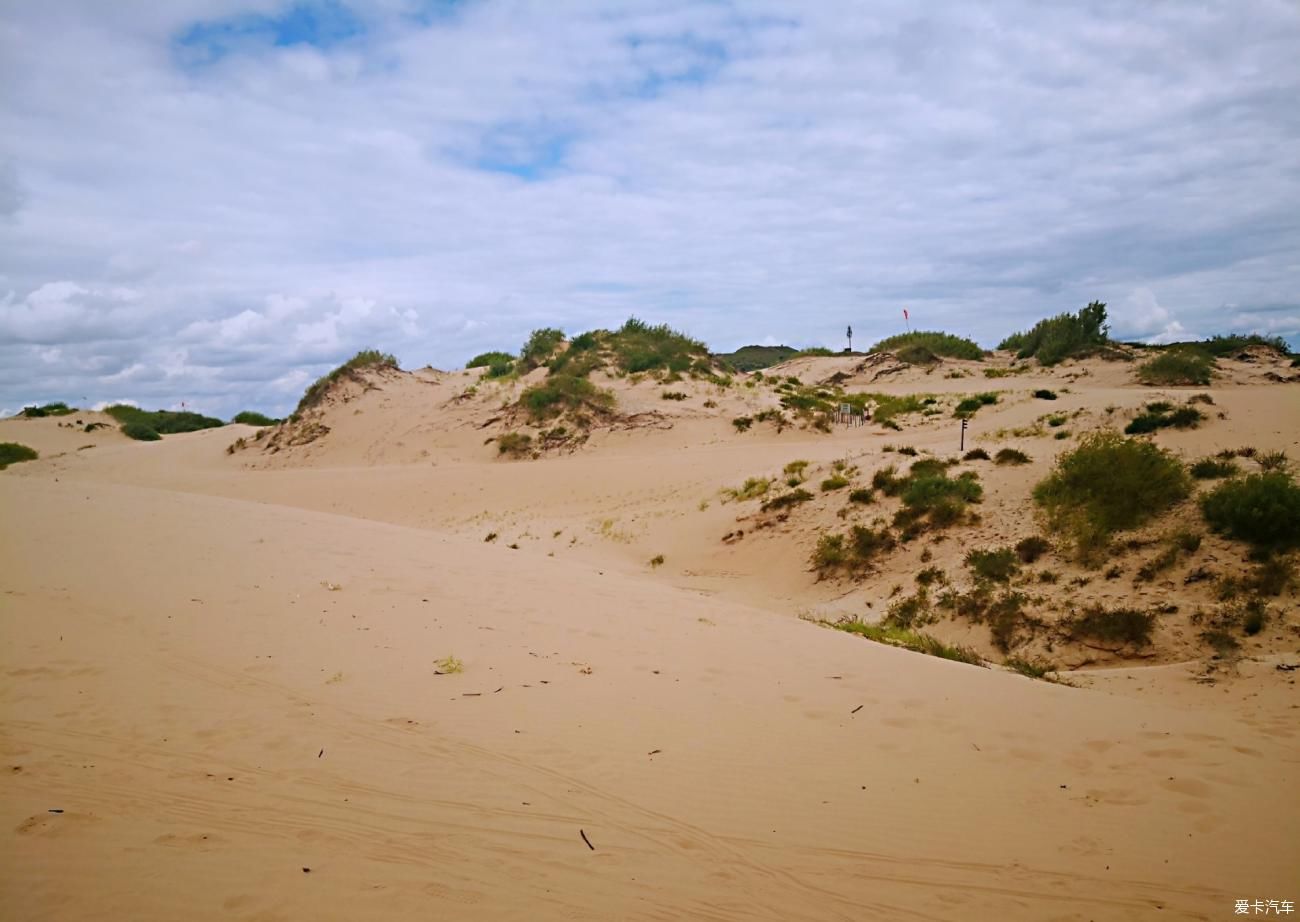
[105,404,225,435]
[1125,403,1204,435]
[20,402,75,418]
[871,331,985,361]
[994,448,1031,465]
[1256,450,1289,472]
[1190,457,1239,479]
[1063,605,1157,646]
[519,328,566,370]
[1032,389,1057,400]
[810,524,898,575]
[848,487,874,504]
[467,350,516,369]
[999,301,1109,365]
[519,374,615,422]
[726,477,772,501]
[732,416,753,433]
[954,392,998,418]
[1034,432,1191,563]
[1015,536,1051,563]
[232,411,279,426]
[966,547,1020,582]
[497,432,533,457]
[121,422,161,441]
[962,448,990,461]
[761,488,813,512]
[0,442,39,469]
[1136,348,1215,386]
[1200,473,1300,550]
[821,474,850,492]
[661,391,688,401]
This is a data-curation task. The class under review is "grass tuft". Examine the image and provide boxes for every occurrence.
[0,442,39,469]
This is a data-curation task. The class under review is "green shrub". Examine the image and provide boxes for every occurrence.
[232,411,279,426]
[821,474,850,492]
[1137,348,1214,386]
[870,331,985,361]
[953,392,998,418]
[848,488,874,504]
[994,448,1031,465]
[1125,403,1204,435]
[104,404,225,434]
[661,391,688,401]
[20,402,75,418]
[1248,555,1294,596]
[962,448,990,461]
[811,534,849,571]
[467,350,516,369]
[1015,536,1051,563]
[1064,605,1156,646]
[121,422,161,441]
[761,488,813,512]
[1190,457,1239,479]
[1032,389,1057,400]
[732,416,753,433]
[497,432,533,457]
[1034,432,1191,562]
[999,301,1109,365]
[895,344,938,365]
[519,374,615,422]
[519,328,566,369]
[486,359,515,378]
[1200,473,1300,550]
[966,547,1020,582]
[0,442,39,469]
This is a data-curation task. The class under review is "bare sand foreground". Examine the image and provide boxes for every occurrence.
[2,355,1298,920]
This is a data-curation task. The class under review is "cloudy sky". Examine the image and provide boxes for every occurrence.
[2,1,1298,417]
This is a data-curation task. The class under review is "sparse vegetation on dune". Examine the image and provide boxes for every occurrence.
[296,349,398,414]
[1158,333,1291,358]
[1125,402,1205,435]
[1034,432,1191,564]
[761,488,813,512]
[724,477,772,502]
[870,331,985,362]
[1063,605,1157,647]
[994,448,1031,465]
[1136,348,1215,386]
[822,617,985,666]
[519,374,615,423]
[20,402,76,418]
[998,301,1110,366]
[466,350,516,369]
[1190,457,1239,480]
[953,392,998,418]
[711,344,799,371]
[105,404,225,440]
[0,442,39,469]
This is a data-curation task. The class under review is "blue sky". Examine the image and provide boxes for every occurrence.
[1,0,1298,417]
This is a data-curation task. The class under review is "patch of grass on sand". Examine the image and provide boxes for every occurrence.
[20,402,76,417]
[0,442,39,469]
[1136,348,1214,386]
[822,617,985,666]
[232,411,280,426]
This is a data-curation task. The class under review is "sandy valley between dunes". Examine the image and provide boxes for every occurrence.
[2,355,1298,920]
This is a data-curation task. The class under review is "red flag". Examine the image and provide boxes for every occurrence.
[903,309,909,320]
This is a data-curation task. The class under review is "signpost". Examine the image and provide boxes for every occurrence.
[960,418,968,452]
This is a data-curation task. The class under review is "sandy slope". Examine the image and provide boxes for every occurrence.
[3,475,1297,921]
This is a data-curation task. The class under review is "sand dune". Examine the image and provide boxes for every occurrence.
[2,349,1298,919]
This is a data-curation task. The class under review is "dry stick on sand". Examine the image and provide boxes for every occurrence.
[579,829,595,851]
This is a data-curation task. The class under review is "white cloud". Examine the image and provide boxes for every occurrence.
[1,1,1298,416]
